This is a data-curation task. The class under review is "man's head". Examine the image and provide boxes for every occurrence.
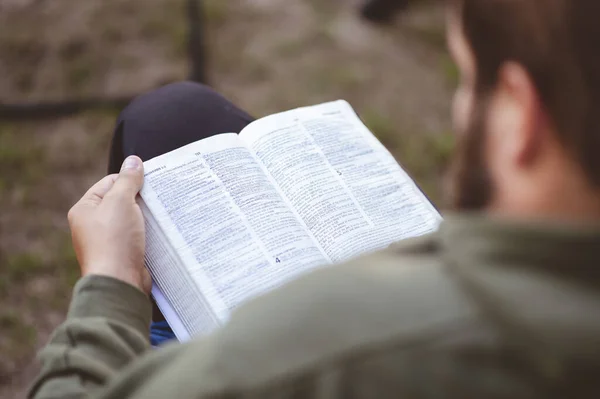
[445,0,600,221]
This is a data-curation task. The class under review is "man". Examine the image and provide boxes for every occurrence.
[30,0,600,397]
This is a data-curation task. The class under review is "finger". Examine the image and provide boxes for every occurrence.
[69,174,118,224]
[109,155,145,199]
[81,174,119,204]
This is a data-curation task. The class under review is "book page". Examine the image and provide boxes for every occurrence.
[140,199,206,340]
[140,133,327,337]
[240,101,441,263]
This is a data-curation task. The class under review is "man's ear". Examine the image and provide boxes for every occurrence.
[487,62,543,168]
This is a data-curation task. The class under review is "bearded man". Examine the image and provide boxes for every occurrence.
[30,1,600,398]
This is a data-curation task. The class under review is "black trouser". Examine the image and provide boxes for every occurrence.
[108,81,254,172]
[107,81,255,320]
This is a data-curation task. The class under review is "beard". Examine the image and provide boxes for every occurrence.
[446,93,495,211]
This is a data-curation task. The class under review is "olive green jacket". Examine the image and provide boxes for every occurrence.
[29,216,600,398]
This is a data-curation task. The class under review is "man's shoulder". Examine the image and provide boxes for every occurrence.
[202,232,480,387]
[238,232,456,329]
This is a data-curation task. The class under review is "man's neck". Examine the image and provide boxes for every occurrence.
[490,183,600,224]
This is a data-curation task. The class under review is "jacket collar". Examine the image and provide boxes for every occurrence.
[439,214,600,289]
[437,214,600,365]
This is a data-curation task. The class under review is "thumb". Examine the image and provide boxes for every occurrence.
[110,155,145,199]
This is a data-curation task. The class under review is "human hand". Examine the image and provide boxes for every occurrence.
[68,156,151,294]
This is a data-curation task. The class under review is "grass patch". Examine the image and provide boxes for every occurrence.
[243,60,270,82]
[4,252,47,282]
[305,64,363,99]
[55,233,80,287]
[0,309,37,376]
[275,39,306,57]
[59,39,88,62]
[361,109,397,149]
[329,66,362,91]
[0,33,45,94]
[0,310,37,347]
[26,234,81,311]
[205,0,229,26]
[362,110,454,203]
[0,176,6,195]
[306,0,337,21]
[67,61,94,90]
[0,279,7,298]
[0,311,23,330]
[394,131,455,203]
[136,0,188,57]
[167,20,188,58]
[81,111,120,160]
[0,124,46,189]
[0,34,46,65]
[411,24,447,50]
[0,250,6,298]
[312,25,336,47]
[140,18,169,40]
[101,24,125,44]
[58,38,95,91]
[276,24,335,57]
[15,70,35,92]
[440,55,459,88]
[86,106,123,122]
[140,9,185,41]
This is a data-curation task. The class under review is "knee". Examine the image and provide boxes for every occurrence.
[119,81,222,122]
[149,81,219,102]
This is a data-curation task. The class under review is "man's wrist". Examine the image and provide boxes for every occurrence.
[69,275,152,336]
[83,263,150,295]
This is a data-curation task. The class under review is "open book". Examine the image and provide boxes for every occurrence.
[139,100,441,341]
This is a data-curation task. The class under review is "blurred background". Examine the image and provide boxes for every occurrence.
[0,0,455,396]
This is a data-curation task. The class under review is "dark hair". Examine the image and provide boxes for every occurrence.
[450,0,600,186]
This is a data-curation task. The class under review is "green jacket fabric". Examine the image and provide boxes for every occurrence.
[29,216,600,398]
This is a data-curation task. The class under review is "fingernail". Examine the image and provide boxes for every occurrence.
[121,156,141,171]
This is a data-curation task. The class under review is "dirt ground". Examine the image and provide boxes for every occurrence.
[0,0,454,397]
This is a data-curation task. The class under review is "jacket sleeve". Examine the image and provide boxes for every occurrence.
[28,275,153,399]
